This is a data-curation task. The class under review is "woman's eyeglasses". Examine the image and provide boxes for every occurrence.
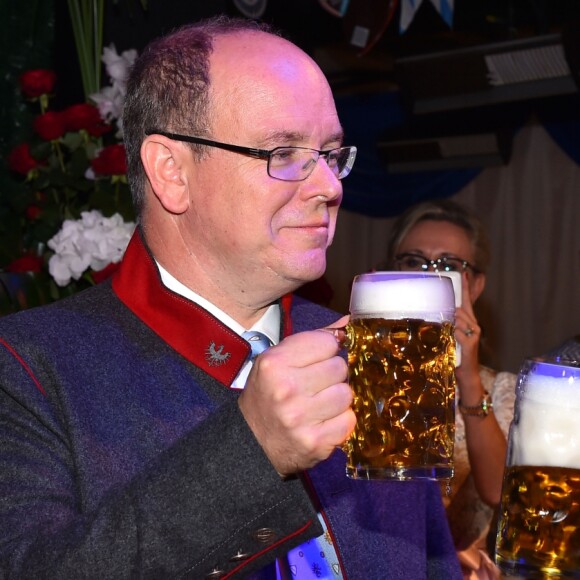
[394,253,480,274]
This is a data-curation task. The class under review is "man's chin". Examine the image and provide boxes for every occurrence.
[268,248,328,289]
[293,253,327,282]
[287,271,327,298]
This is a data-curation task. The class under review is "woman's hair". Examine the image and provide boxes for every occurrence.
[385,198,491,273]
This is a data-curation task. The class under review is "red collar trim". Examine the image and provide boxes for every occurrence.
[281,293,293,337]
[111,230,293,387]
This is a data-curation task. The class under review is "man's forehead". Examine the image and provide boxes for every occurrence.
[255,128,344,147]
[212,29,292,55]
[211,31,325,88]
[209,35,340,140]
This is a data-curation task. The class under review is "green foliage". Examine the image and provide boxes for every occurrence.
[0,1,55,268]
[0,1,55,156]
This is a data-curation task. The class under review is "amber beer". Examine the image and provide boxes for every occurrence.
[497,465,580,574]
[343,272,456,481]
[495,359,580,577]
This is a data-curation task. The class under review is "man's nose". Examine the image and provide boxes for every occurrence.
[302,157,342,202]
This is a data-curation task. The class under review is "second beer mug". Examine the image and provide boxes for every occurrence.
[495,357,580,578]
[343,271,457,481]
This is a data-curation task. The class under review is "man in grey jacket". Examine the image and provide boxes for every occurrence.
[0,16,462,579]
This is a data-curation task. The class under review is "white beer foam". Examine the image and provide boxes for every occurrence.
[349,271,455,323]
[514,365,580,469]
[421,271,462,307]
[411,271,462,365]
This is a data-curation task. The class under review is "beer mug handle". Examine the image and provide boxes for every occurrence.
[322,326,351,349]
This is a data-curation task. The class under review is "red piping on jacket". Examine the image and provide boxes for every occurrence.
[301,470,348,579]
[0,337,46,397]
[222,518,314,579]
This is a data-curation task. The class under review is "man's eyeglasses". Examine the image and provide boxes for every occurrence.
[145,130,357,182]
[394,253,480,274]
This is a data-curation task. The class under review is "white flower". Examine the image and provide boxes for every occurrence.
[102,45,138,87]
[90,44,138,137]
[48,210,135,287]
[90,85,123,123]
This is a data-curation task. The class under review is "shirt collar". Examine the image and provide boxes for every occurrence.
[157,262,280,345]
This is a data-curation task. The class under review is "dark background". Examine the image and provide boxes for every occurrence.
[50,0,580,104]
[5,0,580,138]
[3,0,580,217]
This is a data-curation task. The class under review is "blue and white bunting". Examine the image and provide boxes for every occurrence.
[400,0,454,33]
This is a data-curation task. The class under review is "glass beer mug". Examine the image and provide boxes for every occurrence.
[495,357,580,577]
[343,271,457,481]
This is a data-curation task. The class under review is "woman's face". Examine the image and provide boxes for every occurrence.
[395,219,485,304]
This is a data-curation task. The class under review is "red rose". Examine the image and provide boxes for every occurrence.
[5,254,44,273]
[61,103,111,136]
[19,69,57,98]
[61,103,99,131]
[91,144,127,176]
[33,111,66,141]
[25,205,43,221]
[86,119,112,138]
[7,143,40,175]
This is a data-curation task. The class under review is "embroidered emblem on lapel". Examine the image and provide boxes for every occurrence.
[205,341,231,366]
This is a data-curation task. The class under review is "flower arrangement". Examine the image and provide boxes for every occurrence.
[48,210,135,287]
[1,45,137,308]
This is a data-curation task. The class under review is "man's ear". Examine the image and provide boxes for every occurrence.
[140,134,191,214]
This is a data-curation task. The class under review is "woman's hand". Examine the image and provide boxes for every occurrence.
[454,272,484,404]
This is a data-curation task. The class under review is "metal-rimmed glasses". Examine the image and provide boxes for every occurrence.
[394,252,480,274]
[145,130,357,182]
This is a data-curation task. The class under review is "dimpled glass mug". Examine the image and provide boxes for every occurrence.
[342,271,457,481]
[495,357,580,578]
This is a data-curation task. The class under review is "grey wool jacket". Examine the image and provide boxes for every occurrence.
[0,230,462,579]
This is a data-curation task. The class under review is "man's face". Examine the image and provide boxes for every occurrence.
[179,32,344,305]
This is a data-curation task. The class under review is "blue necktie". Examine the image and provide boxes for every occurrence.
[242,330,272,362]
